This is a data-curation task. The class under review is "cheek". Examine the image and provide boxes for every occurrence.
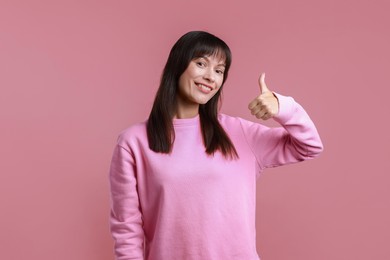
[178,75,187,92]
[217,78,224,88]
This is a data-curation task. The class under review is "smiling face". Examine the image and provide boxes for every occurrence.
[175,55,226,118]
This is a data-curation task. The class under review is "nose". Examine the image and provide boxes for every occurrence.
[203,68,215,82]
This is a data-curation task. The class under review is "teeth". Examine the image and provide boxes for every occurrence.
[197,83,211,91]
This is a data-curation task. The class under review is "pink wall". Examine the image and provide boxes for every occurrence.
[1,1,389,259]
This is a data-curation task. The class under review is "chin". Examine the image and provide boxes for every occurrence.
[197,95,215,105]
[197,98,212,105]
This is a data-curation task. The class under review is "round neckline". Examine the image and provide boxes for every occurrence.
[173,114,200,126]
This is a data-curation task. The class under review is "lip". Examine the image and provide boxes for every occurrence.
[195,82,214,94]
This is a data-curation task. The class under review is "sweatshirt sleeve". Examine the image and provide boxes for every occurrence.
[109,143,144,260]
[239,93,323,173]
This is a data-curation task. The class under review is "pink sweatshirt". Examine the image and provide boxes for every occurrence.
[109,93,323,260]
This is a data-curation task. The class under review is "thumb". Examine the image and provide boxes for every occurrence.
[258,73,270,94]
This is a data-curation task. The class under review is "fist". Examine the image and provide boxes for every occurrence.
[248,73,279,120]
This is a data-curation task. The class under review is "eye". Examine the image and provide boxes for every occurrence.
[216,69,225,75]
[196,61,206,67]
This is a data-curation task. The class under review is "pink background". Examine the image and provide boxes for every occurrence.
[1,0,389,259]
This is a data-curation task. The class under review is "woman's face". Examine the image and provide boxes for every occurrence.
[177,55,225,109]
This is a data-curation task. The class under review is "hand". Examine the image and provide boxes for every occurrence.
[248,73,279,120]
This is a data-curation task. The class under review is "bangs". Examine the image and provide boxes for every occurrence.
[192,43,229,64]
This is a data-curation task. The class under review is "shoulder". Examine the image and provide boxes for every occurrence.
[218,113,263,134]
[116,120,148,149]
[218,113,263,129]
[218,113,241,127]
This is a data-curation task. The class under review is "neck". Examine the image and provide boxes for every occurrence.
[174,104,199,119]
[175,96,200,119]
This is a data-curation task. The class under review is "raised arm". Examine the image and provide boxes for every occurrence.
[245,73,323,171]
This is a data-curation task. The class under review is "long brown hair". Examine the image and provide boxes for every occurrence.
[147,31,238,159]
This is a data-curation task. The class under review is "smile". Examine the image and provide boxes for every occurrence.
[195,83,213,93]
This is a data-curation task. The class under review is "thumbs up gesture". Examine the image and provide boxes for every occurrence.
[248,73,279,120]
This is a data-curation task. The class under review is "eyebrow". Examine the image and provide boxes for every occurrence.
[199,56,226,67]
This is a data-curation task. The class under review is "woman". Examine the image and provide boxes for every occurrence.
[109,31,323,260]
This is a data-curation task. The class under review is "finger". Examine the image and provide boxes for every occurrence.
[258,72,270,94]
[248,99,259,110]
[249,94,267,110]
[250,106,261,115]
[262,113,272,120]
[255,109,267,119]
